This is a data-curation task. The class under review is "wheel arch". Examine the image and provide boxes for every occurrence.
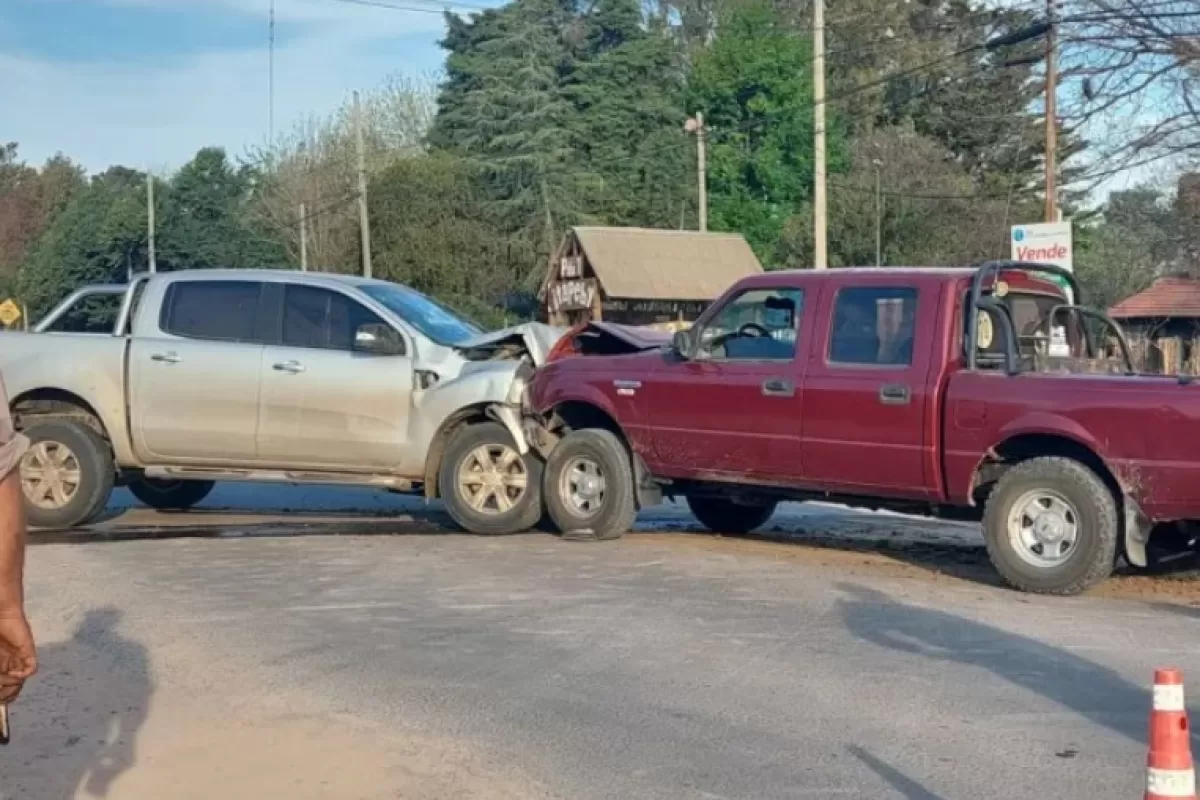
[971,432,1122,506]
[970,430,1149,567]
[545,400,660,509]
[422,403,492,500]
[11,388,110,440]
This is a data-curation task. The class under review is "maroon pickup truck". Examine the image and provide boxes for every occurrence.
[522,261,1200,595]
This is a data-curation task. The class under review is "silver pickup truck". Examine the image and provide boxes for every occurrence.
[1,269,563,534]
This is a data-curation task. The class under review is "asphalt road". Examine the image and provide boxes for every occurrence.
[6,484,1200,799]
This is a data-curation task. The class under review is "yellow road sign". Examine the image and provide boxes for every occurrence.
[0,299,22,328]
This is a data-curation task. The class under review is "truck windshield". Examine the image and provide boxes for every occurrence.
[360,283,483,346]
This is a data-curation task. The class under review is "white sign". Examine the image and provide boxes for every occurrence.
[1011,221,1073,272]
[1012,221,1074,356]
[548,279,595,313]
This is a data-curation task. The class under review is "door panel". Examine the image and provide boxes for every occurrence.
[642,287,808,481]
[256,284,413,469]
[800,282,936,497]
[130,280,266,463]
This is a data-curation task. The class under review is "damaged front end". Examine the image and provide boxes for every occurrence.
[410,322,569,469]
[542,321,675,361]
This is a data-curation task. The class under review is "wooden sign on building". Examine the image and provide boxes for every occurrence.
[540,227,763,327]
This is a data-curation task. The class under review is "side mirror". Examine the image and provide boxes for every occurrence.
[354,323,406,356]
[671,329,694,360]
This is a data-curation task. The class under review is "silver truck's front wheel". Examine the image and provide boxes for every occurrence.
[18,420,114,529]
[439,422,543,535]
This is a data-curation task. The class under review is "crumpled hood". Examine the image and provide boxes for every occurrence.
[454,322,569,366]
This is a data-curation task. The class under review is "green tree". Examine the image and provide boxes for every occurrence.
[370,153,515,325]
[781,126,1017,268]
[687,0,836,264]
[0,145,86,285]
[1075,186,1178,311]
[565,3,693,229]
[159,147,285,270]
[19,167,149,316]
[434,0,594,281]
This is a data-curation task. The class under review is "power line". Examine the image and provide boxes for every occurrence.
[326,0,493,15]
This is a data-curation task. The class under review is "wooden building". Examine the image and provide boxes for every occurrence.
[540,227,763,327]
[1109,274,1200,374]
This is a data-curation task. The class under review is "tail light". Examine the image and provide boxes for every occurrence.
[546,324,587,363]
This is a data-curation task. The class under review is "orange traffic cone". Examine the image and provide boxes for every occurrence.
[1147,668,1196,800]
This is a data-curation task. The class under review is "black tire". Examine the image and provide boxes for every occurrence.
[439,421,544,535]
[686,495,777,534]
[543,429,636,542]
[982,456,1118,595]
[128,478,215,511]
[19,420,115,529]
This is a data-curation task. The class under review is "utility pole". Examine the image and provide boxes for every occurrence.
[354,90,373,279]
[147,174,157,273]
[685,112,708,232]
[1044,0,1058,223]
[874,166,883,267]
[268,0,276,141]
[813,0,828,268]
[299,203,308,272]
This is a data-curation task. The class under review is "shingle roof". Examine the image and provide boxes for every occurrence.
[570,227,763,301]
[1109,276,1200,319]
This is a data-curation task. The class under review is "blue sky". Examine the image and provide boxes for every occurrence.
[1,0,480,173]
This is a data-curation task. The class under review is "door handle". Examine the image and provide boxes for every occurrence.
[272,360,307,374]
[613,380,642,390]
[879,383,911,405]
[761,377,795,397]
[150,351,182,364]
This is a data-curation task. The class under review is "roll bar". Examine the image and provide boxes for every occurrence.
[965,260,1133,374]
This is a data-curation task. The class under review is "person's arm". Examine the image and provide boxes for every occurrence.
[0,377,35,703]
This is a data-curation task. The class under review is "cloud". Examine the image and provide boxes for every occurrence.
[2,0,456,173]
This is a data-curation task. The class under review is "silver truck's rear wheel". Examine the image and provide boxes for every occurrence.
[128,478,215,511]
[440,422,543,535]
[982,457,1117,595]
[19,420,114,529]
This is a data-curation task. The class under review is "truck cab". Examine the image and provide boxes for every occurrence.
[525,261,1197,595]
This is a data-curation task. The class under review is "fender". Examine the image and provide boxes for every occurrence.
[530,379,622,423]
[3,346,136,466]
[977,412,1149,567]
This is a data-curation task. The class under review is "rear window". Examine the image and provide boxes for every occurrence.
[828,287,918,366]
[160,281,263,343]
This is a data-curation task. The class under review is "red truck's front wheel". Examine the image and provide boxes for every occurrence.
[543,429,637,542]
[982,457,1118,595]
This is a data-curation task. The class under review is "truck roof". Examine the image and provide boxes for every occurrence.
[133,268,391,291]
[734,266,1063,296]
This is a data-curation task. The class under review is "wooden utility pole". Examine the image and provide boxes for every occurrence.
[1044,0,1059,223]
[686,112,708,232]
[813,0,828,268]
[354,91,373,279]
[147,174,157,273]
[299,203,308,271]
[875,167,883,267]
[269,0,276,142]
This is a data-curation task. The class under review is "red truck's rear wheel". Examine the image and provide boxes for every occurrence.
[686,495,777,535]
[982,457,1118,595]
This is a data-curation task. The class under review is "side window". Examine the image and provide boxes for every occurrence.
[828,287,918,366]
[282,285,391,351]
[160,281,262,343]
[696,288,804,361]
